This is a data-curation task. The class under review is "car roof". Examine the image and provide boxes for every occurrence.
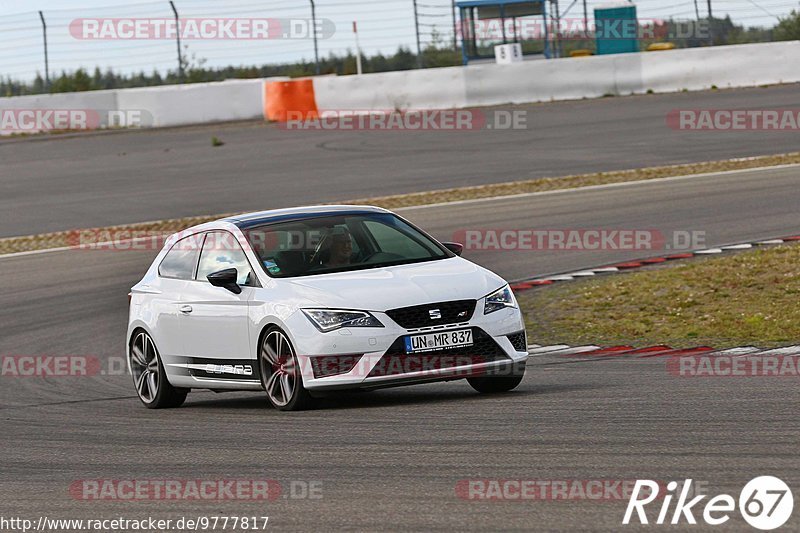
[222,205,391,230]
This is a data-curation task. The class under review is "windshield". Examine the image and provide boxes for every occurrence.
[244,213,451,278]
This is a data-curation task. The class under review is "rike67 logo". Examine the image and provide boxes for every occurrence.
[624,477,793,530]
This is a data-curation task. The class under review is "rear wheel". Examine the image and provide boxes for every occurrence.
[130,331,188,409]
[259,327,315,411]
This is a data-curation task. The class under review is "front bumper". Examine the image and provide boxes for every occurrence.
[287,306,528,391]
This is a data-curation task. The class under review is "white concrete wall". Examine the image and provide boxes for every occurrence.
[1,40,797,134]
[312,67,467,111]
[313,40,800,110]
[0,79,271,134]
[641,40,800,93]
[115,79,265,128]
[0,90,119,130]
[463,53,644,106]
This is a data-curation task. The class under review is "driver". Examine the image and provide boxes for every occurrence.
[325,227,353,267]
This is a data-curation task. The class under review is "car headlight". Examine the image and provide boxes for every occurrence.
[484,285,517,314]
[302,309,384,333]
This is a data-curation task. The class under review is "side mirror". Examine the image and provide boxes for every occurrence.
[443,242,464,256]
[207,268,242,294]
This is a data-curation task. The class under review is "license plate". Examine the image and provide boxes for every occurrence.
[404,329,473,354]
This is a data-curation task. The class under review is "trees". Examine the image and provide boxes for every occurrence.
[774,10,800,41]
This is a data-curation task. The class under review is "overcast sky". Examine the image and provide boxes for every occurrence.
[2,0,797,82]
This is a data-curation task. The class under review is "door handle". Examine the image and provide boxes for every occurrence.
[180,305,193,314]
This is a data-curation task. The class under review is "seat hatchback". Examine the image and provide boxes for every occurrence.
[127,206,528,411]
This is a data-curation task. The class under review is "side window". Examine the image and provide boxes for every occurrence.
[196,231,256,287]
[158,234,203,280]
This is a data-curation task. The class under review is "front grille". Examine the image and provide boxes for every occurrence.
[386,300,476,329]
[367,327,510,378]
[507,331,528,352]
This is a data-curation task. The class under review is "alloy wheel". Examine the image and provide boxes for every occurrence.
[130,331,160,404]
[260,330,297,407]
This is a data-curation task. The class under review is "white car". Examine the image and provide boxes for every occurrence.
[127,206,528,411]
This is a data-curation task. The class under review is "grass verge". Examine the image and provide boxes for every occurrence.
[517,242,800,349]
[2,152,800,256]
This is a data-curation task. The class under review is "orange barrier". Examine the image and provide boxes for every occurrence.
[263,79,318,122]
[647,42,677,52]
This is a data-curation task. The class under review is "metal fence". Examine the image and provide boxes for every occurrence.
[0,0,796,87]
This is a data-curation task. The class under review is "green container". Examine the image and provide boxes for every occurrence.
[595,3,639,55]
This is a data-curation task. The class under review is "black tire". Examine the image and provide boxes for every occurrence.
[130,331,188,409]
[467,372,525,394]
[259,326,316,412]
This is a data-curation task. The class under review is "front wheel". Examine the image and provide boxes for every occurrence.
[259,327,316,411]
[130,331,188,409]
[467,373,525,394]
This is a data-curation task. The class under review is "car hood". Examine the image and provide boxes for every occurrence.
[284,257,507,311]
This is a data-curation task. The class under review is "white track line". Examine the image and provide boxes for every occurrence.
[518,235,797,285]
[398,163,800,212]
[533,345,648,357]
[533,345,800,359]
[750,346,800,356]
[0,235,162,261]
[694,248,724,255]
[712,347,762,357]
[539,346,602,356]
[527,345,572,354]
[0,246,75,260]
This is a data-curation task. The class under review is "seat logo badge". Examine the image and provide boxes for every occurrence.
[429,309,442,320]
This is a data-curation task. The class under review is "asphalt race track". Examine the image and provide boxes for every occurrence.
[1,166,799,531]
[2,84,800,238]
